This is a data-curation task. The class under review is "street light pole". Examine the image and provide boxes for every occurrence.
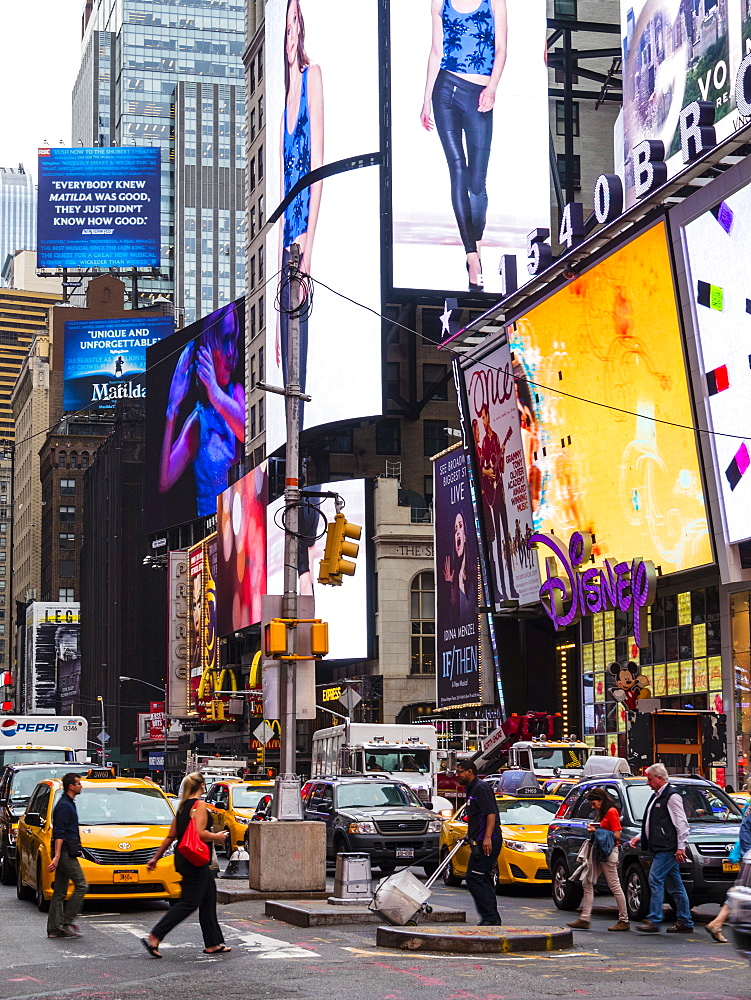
[96,695,105,765]
[119,676,168,790]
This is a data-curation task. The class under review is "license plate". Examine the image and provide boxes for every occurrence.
[395,849,414,859]
[113,870,139,883]
[723,861,741,873]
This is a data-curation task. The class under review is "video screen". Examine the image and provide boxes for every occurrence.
[390,0,549,295]
[508,222,712,575]
[216,462,268,636]
[145,299,245,532]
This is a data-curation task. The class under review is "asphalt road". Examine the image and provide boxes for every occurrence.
[0,869,747,1000]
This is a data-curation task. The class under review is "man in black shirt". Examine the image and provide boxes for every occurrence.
[47,773,88,939]
[456,760,502,925]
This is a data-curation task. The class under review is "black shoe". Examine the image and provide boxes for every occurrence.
[478,919,502,926]
[466,259,484,293]
[666,922,693,934]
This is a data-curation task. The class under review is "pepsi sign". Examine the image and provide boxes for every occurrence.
[0,719,61,738]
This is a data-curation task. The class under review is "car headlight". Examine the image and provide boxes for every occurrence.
[504,840,546,853]
[234,815,251,825]
[428,819,444,833]
[163,841,176,857]
[348,822,376,834]
[7,827,16,845]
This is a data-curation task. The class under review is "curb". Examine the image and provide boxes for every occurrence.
[375,923,573,954]
[217,887,330,904]
[265,900,467,927]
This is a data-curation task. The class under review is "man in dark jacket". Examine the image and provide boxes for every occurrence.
[47,773,88,939]
[456,760,502,926]
[628,762,693,933]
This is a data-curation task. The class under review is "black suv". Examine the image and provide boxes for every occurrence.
[547,775,743,920]
[0,762,74,884]
[301,776,444,874]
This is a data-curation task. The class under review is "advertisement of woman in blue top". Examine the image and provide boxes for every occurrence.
[277,0,323,425]
[421,0,508,293]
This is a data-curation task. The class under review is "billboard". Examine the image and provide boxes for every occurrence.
[264,0,382,454]
[621,0,739,208]
[267,479,369,660]
[433,444,482,709]
[460,340,540,607]
[680,172,751,543]
[23,604,80,716]
[37,147,161,268]
[507,222,712,575]
[63,315,174,411]
[145,299,245,532]
[216,462,268,636]
[167,550,191,719]
[389,0,549,295]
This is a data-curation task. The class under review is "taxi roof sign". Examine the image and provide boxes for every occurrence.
[85,767,117,780]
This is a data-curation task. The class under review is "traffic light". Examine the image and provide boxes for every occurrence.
[318,513,362,585]
[264,619,287,656]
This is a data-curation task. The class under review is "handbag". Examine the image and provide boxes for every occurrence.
[177,805,210,866]
[728,801,750,865]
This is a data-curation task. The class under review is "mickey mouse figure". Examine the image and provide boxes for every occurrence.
[608,660,651,711]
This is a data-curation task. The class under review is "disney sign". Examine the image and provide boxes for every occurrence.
[528,531,657,648]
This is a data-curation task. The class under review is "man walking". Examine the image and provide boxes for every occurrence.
[47,773,88,939]
[455,760,502,926]
[628,763,693,934]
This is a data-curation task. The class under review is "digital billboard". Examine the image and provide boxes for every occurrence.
[37,147,161,268]
[264,0,382,454]
[23,603,80,716]
[145,299,245,532]
[433,444,482,709]
[621,0,739,208]
[267,479,369,660]
[63,315,174,412]
[216,462,268,636]
[680,172,751,543]
[390,0,549,295]
[506,222,712,575]
[460,340,540,608]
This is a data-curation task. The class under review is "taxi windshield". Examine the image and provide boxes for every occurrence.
[531,747,587,770]
[497,798,561,825]
[626,783,742,823]
[10,766,72,805]
[335,782,421,809]
[55,786,174,825]
[232,786,273,809]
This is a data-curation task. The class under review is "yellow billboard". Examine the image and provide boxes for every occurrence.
[509,222,711,575]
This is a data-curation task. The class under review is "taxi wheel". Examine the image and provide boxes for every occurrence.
[222,829,233,858]
[440,847,463,887]
[16,860,33,902]
[551,857,583,911]
[0,845,14,886]
[36,861,50,913]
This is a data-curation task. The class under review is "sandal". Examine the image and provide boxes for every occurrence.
[705,925,728,944]
[204,945,232,954]
[141,937,162,958]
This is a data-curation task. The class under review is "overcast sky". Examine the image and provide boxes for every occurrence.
[0,0,82,182]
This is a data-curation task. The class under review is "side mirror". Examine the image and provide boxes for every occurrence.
[25,812,41,827]
[423,801,434,811]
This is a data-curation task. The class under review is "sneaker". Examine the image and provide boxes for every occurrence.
[567,918,590,929]
[47,929,73,939]
[61,924,83,937]
[666,922,693,934]
[608,921,631,932]
[636,920,660,933]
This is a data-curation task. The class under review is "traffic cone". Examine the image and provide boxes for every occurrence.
[220,846,250,879]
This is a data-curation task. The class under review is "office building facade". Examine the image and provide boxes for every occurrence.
[0,166,36,285]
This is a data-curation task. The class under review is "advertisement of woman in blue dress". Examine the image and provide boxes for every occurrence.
[277,0,323,427]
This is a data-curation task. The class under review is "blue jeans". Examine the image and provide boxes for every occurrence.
[646,851,693,926]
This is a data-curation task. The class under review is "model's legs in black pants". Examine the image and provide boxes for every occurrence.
[150,866,224,949]
[432,70,493,254]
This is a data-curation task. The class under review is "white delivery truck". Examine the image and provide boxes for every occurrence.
[311,723,450,807]
[0,716,88,768]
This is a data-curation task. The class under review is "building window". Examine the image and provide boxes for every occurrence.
[554,0,577,18]
[258,145,264,179]
[59,588,75,602]
[424,475,434,505]
[59,559,75,577]
[60,479,76,494]
[386,362,400,400]
[250,305,257,338]
[250,62,255,94]
[258,48,263,81]
[375,418,401,455]
[423,421,448,457]
[556,100,580,137]
[81,452,89,468]
[250,354,256,388]
[250,255,256,289]
[250,206,257,238]
[59,533,75,549]
[258,195,264,227]
[58,451,66,469]
[250,405,257,440]
[259,295,265,329]
[259,397,265,432]
[250,108,256,140]
[423,363,448,401]
[258,345,265,380]
[70,452,78,469]
[249,156,256,190]
[556,154,582,191]
[258,244,264,280]
[410,572,435,675]
[60,506,76,522]
[328,427,354,453]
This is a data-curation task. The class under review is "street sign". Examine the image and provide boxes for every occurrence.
[339,688,361,713]
[97,730,110,743]
[148,752,164,770]
[253,720,275,746]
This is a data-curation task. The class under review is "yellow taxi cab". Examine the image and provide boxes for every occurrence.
[730,791,750,812]
[439,792,563,888]
[16,768,181,910]
[204,779,274,854]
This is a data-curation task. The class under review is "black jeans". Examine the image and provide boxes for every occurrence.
[466,842,502,925]
[150,864,224,949]
[432,69,493,254]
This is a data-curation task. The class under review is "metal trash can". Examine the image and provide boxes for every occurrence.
[329,852,372,904]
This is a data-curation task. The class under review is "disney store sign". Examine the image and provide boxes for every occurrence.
[528,531,657,648]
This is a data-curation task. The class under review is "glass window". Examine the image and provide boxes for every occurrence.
[555,100,580,137]
[60,479,76,494]
[335,782,420,809]
[59,533,75,550]
[59,560,75,578]
[60,506,76,523]
[423,363,448,400]
[556,153,581,191]
[258,397,265,432]
[410,572,435,675]
[497,798,561,823]
[328,427,353,453]
[230,785,273,809]
[423,421,448,457]
[376,419,401,455]
[57,786,174,825]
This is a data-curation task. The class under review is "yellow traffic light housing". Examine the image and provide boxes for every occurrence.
[264,619,287,656]
[318,513,362,586]
[310,621,329,657]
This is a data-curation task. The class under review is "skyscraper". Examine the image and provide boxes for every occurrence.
[71,0,246,319]
[0,166,36,286]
